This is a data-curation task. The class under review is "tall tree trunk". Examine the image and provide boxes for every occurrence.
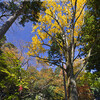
[0,6,23,39]
[66,49,78,100]
[68,77,78,100]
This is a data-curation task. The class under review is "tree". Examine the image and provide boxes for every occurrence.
[0,37,8,89]
[21,66,64,100]
[80,0,100,73]
[0,0,45,39]
[79,72,100,99]
[27,0,95,99]
[0,39,30,99]
[0,40,19,99]
[80,0,100,99]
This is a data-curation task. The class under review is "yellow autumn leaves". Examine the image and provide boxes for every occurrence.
[28,0,86,57]
[28,35,46,56]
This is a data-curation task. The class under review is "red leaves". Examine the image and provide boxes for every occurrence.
[18,85,23,91]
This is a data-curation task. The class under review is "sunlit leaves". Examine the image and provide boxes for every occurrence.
[28,0,86,61]
[27,1,88,99]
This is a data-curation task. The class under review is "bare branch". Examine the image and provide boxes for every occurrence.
[56,64,67,72]
[38,33,52,48]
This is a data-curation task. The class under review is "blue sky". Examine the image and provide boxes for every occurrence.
[5,21,33,48]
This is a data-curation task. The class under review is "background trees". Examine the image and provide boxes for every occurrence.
[0,37,19,99]
[80,0,100,73]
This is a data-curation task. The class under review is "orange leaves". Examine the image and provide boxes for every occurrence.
[74,59,83,68]
[77,84,94,100]
[3,47,20,66]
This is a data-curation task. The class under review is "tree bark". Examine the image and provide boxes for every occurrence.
[0,6,23,40]
[68,77,78,100]
[66,49,78,100]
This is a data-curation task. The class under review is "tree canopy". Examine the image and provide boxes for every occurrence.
[0,0,99,100]
[80,0,100,73]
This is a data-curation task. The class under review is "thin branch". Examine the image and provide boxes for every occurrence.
[32,55,59,63]
[21,58,30,67]
[70,0,74,12]
[56,64,67,72]
[74,61,88,79]
[41,43,52,48]
[0,14,11,19]
[38,34,44,43]
[74,49,81,61]
[74,0,77,16]
[46,10,64,33]
[32,55,67,71]
[42,28,53,38]
[75,3,87,25]
[42,28,63,49]
[38,33,52,47]
[71,0,77,26]
[50,9,70,42]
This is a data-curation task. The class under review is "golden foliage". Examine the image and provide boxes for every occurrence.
[28,0,86,62]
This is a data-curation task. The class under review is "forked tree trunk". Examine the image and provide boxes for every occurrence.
[68,76,78,100]
[66,54,78,100]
